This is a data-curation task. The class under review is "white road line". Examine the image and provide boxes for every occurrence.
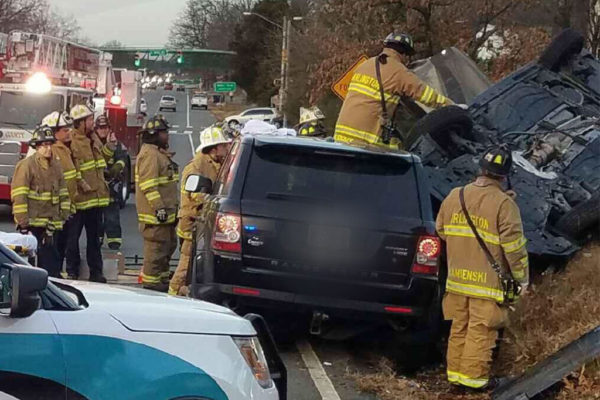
[187,132,196,154]
[168,130,177,134]
[172,125,180,128]
[184,130,192,134]
[296,340,341,400]
[186,92,191,128]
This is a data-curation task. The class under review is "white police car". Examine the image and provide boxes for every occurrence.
[0,244,286,400]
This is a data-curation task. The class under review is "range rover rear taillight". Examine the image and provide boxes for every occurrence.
[211,212,241,253]
[411,236,441,276]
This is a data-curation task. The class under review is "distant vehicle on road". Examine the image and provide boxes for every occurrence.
[140,98,147,114]
[164,82,173,90]
[159,95,177,112]
[185,135,443,342]
[176,83,186,92]
[0,244,287,400]
[224,107,278,128]
[191,93,208,110]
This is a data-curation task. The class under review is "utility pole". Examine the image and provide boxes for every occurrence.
[279,15,288,126]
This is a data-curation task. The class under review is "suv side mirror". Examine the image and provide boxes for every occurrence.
[185,174,213,194]
[0,264,48,318]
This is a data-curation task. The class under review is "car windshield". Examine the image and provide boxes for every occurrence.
[243,145,420,218]
[162,96,174,101]
[0,91,64,129]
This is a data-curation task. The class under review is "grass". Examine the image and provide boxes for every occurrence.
[355,242,600,399]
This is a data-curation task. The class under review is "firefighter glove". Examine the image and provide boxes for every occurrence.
[156,208,168,223]
[79,180,93,193]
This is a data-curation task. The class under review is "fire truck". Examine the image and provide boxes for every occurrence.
[0,31,144,206]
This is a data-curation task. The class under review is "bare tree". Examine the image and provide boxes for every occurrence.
[168,0,253,49]
[0,0,46,33]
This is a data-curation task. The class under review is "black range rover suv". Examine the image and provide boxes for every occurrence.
[189,135,444,337]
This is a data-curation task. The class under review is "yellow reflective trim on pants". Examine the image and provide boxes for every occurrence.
[107,238,122,244]
[447,370,461,383]
[141,273,161,284]
[177,227,192,240]
[457,373,488,389]
[145,191,161,201]
[446,279,504,302]
[501,235,527,253]
[11,186,30,198]
[442,224,500,245]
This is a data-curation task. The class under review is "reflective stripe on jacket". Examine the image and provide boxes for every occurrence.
[11,152,69,230]
[435,177,529,303]
[176,153,220,240]
[70,127,111,210]
[135,143,179,225]
[52,141,81,213]
[334,48,451,151]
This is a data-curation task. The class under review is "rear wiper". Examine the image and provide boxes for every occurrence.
[266,192,330,203]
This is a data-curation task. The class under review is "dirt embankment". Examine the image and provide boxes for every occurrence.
[356,242,600,400]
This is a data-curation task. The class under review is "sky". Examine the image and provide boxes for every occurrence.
[48,0,188,47]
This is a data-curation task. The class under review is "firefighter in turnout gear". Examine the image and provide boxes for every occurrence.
[95,115,127,250]
[436,146,529,390]
[43,111,78,269]
[298,106,327,138]
[136,115,179,292]
[335,33,452,151]
[168,126,229,296]
[11,126,70,277]
[67,103,112,283]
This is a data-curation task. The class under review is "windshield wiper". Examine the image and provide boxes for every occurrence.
[266,191,331,203]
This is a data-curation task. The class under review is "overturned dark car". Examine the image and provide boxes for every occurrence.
[405,29,600,258]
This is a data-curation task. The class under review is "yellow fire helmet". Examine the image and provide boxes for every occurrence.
[69,103,94,121]
[299,106,325,125]
[41,111,73,129]
[199,126,231,154]
[141,115,170,135]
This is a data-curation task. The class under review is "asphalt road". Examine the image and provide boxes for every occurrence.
[0,89,388,400]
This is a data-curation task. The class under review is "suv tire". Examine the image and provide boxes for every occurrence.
[538,28,584,72]
[228,120,239,129]
[556,191,600,238]
[408,105,474,155]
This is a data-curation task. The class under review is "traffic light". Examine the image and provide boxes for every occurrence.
[176,51,184,64]
[134,54,141,68]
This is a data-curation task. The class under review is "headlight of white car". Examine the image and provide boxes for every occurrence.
[233,336,273,389]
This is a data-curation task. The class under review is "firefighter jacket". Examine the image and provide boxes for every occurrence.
[70,126,111,210]
[135,143,179,225]
[436,177,529,303]
[101,140,128,202]
[335,48,451,151]
[176,153,220,240]
[11,152,70,230]
[52,141,80,214]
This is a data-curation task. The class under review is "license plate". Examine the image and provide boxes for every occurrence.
[308,225,350,249]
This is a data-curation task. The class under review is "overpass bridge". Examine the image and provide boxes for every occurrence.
[100,47,236,85]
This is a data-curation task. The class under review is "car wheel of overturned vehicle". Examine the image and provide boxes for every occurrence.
[538,28,584,71]
[408,105,475,158]
[555,191,600,239]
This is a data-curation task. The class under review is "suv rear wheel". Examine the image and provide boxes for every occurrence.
[556,191,600,238]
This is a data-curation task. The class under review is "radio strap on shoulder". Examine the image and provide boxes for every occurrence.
[375,55,389,123]
[459,186,521,303]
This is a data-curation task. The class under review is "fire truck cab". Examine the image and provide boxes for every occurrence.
[0,31,143,206]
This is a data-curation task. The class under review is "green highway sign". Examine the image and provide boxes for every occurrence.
[214,82,236,92]
[149,49,167,57]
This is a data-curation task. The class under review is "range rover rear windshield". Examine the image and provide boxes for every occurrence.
[243,145,420,218]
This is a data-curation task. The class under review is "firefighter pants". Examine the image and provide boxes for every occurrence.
[139,223,177,291]
[443,292,509,388]
[56,218,72,272]
[99,201,122,248]
[30,227,61,278]
[169,239,193,295]
[66,208,103,277]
